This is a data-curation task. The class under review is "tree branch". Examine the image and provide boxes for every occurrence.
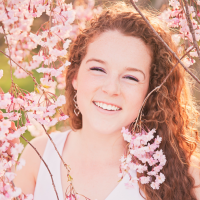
[182,0,200,59]
[0,50,39,86]
[129,0,200,84]
[41,125,71,171]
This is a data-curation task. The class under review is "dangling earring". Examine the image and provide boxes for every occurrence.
[73,91,80,116]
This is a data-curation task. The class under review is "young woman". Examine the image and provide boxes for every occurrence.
[15,2,200,200]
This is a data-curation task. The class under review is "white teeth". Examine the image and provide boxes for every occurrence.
[94,102,120,111]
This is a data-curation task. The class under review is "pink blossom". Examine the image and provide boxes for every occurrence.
[125,181,135,189]
[12,187,22,198]
[13,68,29,79]
[120,155,126,162]
[32,55,44,63]
[40,77,57,88]
[59,115,69,121]
[159,154,167,166]
[7,126,27,140]
[129,162,138,170]
[169,0,180,9]
[182,57,196,67]
[16,158,26,171]
[55,95,66,107]
[0,141,10,152]
[29,33,42,45]
[5,172,16,181]
[120,127,166,189]
[24,194,34,200]
[126,155,132,163]
[10,143,24,156]
[148,157,158,166]
[47,118,58,127]
[150,181,160,190]
[153,165,163,173]
[147,143,158,152]
[154,135,162,145]
[137,164,147,173]
[0,69,3,79]
[63,39,71,50]
[0,120,11,134]
[140,176,150,184]
[13,98,25,106]
[47,105,57,111]
[190,51,198,57]
[133,137,141,147]
[153,150,164,160]
[156,173,165,184]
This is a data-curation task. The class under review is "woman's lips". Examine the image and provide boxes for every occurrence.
[93,101,122,113]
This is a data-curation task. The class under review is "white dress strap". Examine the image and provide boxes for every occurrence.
[33,130,70,200]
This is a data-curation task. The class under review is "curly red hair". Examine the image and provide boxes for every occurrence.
[65,2,199,199]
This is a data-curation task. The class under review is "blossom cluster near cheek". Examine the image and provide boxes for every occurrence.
[120,127,166,190]
[159,0,200,68]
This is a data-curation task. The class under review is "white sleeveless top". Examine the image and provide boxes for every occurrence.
[34,130,145,200]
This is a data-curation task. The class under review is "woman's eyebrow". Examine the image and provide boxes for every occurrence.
[86,59,145,79]
[86,58,106,64]
[125,67,145,79]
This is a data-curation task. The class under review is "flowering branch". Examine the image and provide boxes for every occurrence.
[182,0,200,59]
[1,23,14,84]
[130,0,200,84]
[0,50,38,85]
[191,0,200,24]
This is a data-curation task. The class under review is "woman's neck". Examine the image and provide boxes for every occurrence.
[74,125,127,165]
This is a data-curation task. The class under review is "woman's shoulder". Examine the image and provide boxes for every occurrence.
[189,154,200,199]
[21,134,50,172]
[14,134,49,194]
[22,134,49,166]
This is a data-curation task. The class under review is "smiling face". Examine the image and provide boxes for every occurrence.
[72,30,152,134]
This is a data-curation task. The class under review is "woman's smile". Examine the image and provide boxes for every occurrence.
[92,101,122,115]
[93,101,122,111]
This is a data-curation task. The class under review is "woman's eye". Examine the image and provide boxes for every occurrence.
[124,76,139,82]
[90,67,105,73]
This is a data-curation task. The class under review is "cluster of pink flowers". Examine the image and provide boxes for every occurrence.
[159,0,200,67]
[0,109,33,200]
[120,127,166,190]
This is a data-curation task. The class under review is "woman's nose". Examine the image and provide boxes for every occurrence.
[101,76,120,96]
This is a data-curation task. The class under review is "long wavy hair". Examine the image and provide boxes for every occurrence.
[65,2,200,200]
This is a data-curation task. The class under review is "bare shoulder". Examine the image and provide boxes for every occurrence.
[20,134,49,178]
[189,155,200,199]
[14,134,49,194]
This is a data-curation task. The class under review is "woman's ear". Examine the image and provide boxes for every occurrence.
[72,75,78,90]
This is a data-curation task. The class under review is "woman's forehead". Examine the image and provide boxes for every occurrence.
[83,30,152,73]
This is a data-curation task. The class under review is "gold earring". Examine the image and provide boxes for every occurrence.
[73,91,80,116]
